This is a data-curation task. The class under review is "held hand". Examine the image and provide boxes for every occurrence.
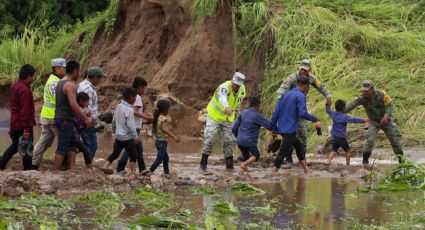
[325,98,332,106]
[271,131,277,138]
[134,139,141,144]
[174,136,181,143]
[84,118,94,129]
[380,116,389,126]
[23,130,30,139]
[364,118,369,124]
[225,108,233,116]
[312,116,319,122]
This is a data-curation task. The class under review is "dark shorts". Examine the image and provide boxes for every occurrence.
[238,144,260,161]
[55,119,78,156]
[332,137,351,153]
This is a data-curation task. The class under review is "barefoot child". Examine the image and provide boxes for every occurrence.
[76,92,94,169]
[102,87,139,174]
[145,100,180,177]
[326,99,368,166]
[232,97,272,171]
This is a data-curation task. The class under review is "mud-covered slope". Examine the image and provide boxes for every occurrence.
[83,0,264,135]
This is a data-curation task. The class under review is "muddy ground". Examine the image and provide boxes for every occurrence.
[2,146,419,198]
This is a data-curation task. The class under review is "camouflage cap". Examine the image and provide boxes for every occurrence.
[361,80,374,91]
[299,59,311,70]
[86,66,107,78]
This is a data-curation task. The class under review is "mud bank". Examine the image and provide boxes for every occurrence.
[0,153,394,198]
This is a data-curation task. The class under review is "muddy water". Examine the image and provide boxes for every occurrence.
[64,177,424,229]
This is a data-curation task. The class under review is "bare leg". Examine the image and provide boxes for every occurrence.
[54,154,65,171]
[67,151,76,170]
[327,151,335,165]
[241,156,256,171]
[300,160,309,174]
[129,162,136,174]
[345,151,352,166]
[272,166,279,174]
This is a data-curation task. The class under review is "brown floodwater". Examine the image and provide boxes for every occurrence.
[2,91,425,229]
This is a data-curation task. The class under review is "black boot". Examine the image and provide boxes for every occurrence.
[362,152,371,164]
[200,154,209,173]
[225,156,234,170]
[397,153,404,164]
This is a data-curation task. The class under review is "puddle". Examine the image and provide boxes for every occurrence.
[3,177,425,229]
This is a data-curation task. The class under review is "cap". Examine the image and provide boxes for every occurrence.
[232,72,246,86]
[361,80,374,91]
[297,75,309,85]
[51,58,66,67]
[299,59,311,70]
[86,66,107,77]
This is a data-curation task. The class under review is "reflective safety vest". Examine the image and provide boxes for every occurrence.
[207,80,246,123]
[40,74,60,119]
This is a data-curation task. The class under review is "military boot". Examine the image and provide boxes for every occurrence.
[397,153,404,164]
[362,152,372,164]
[225,156,234,170]
[200,154,209,174]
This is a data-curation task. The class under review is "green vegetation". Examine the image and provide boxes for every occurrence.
[230,182,266,195]
[360,156,425,192]
[0,0,118,94]
[189,187,219,195]
[190,0,425,146]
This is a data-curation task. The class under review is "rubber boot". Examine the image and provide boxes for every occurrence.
[397,153,404,164]
[200,154,209,174]
[225,156,234,170]
[362,152,371,164]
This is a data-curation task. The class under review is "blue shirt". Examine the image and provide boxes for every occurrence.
[232,108,272,147]
[271,88,317,134]
[326,106,365,138]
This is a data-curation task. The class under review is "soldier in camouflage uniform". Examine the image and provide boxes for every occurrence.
[345,80,403,164]
[276,59,332,163]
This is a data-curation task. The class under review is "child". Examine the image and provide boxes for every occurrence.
[232,97,272,171]
[101,87,139,174]
[143,100,180,177]
[76,92,94,169]
[326,99,368,166]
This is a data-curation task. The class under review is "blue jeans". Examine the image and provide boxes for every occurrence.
[149,140,169,174]
[81,128,97,159]
[117,129,145,172]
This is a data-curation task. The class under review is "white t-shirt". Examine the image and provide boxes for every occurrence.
[134,95,143,129]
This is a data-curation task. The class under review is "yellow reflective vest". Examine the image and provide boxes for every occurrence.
[207,80,246,123]
[40,74,60,119]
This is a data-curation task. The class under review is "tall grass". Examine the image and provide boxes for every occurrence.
[0,0,119,94]
[191,0,425,146]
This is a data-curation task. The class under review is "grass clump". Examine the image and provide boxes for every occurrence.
[249,203,276,217]
[360,156,425,192]
[134,187,175,210]
[134,214,188,229]
[209,199,239,216]
[189,187,219,196]
[230,182,266,195]
[80,191,124,217]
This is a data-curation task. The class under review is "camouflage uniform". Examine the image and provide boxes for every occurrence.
[346,88,403,163]
[201,117,233,158]
[277,71,331,153]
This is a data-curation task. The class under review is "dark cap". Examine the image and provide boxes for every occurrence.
[86,66,107,77]
[297,75,309,85]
